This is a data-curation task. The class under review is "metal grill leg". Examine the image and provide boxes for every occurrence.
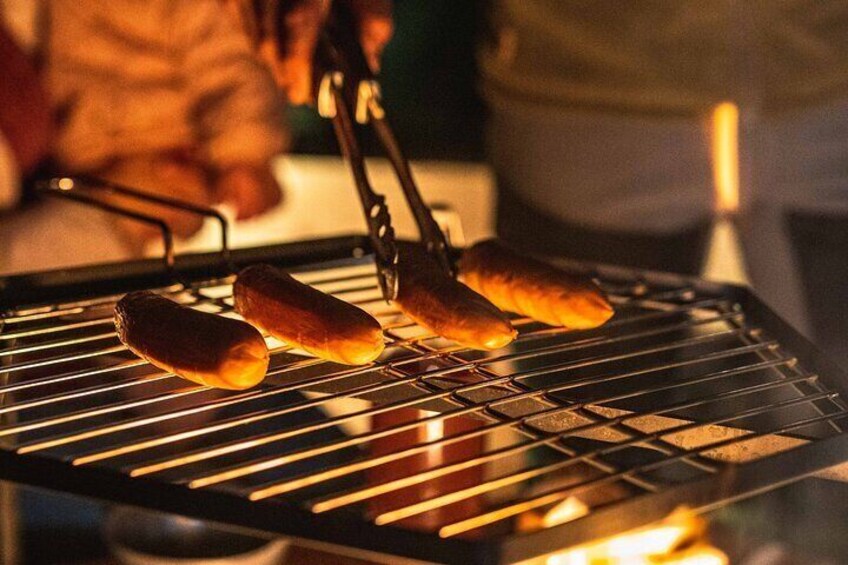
[0,482,20,565]
[1,344,20,565]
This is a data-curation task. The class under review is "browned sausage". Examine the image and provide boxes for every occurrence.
[234,264,385,365]
[394,244,516,350]
[459,239,614,329]
[114,291,269,390]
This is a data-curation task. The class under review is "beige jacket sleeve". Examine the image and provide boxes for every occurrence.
[49,0,286,172]
[181,2,288,170]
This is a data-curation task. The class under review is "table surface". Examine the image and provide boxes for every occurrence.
[178,155,497,255]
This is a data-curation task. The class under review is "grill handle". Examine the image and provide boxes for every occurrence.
[36,177,236,284]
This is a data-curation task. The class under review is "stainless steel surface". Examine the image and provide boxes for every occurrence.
[2,251,848,563]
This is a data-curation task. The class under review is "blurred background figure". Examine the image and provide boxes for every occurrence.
[0,0,286,272]
[0,0,400,276]
[480,1,848,363]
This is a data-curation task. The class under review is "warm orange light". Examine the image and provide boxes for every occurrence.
[711,102,740,214]
[423,413,445,443]
[422,410,445,465]
[605,524,689,558]
[544,510,710,565]
[659,545,729,565]
[57,177,75,191]
[704,101,748,283]
[542,497,590,528]
[546,549,590,565]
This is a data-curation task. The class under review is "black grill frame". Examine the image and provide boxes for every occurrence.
[2,235,848,565]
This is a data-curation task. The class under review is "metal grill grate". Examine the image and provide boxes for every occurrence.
[2,245,848,564]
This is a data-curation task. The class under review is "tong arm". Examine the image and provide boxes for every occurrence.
[370,117,456,277]
[322,3,456,278]
[318,70,398,302]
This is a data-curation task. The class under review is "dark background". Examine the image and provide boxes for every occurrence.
[287,0,487,160]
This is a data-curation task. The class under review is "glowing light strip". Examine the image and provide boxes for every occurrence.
[711,102,740,214]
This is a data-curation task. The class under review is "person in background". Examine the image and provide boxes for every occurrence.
[0,6,117,276]
[48,0,289,252]
[481,1,848,363]
[0,0,287,272]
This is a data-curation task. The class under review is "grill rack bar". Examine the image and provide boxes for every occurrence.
[177,336,778,490]
[1,296,736,435]
[3,242,848,564]
[305,356,795,512]
[9,321,767,468]
[257,356,796,505]
[372,380,830,529]
[439,407,845,538]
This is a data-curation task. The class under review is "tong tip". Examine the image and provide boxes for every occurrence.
[377,260,399,303]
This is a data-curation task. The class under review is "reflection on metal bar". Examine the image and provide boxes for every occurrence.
[7,305,745,455]
[1,307,87,325]
[308,357,793,512]
[0,332,117,358]
[0,345,127,376]
[3,380,203,438]
[0,370,174,418]
[126,329,764,482]
[373,381,828,527]
[438,407,843,538]
[0,318,114,341]
[0,359,147,397]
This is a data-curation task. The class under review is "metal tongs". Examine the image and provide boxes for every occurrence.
[314,2,455,302]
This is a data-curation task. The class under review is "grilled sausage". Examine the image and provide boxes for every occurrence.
[114,291,269,390]
[234,264,385,365]
[459,239,614,329]
[395,244,516,350]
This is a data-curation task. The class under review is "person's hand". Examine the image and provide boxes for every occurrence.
[227,0,393,105]
[214,164,282,220]
[96,154,215,252]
